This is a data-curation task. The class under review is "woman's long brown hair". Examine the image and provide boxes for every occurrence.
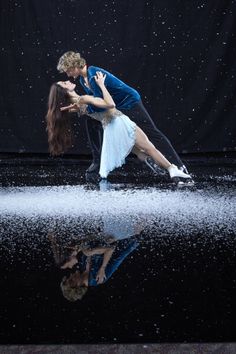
[46,83,74,156]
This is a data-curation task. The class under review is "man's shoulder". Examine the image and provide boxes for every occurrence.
[87,65,104,73]
[88,65,113,77]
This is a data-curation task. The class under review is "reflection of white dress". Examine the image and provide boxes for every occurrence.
[90,110,137,178]
[103,215,139,240]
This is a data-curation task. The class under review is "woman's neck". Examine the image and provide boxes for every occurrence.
[68,91,79,99]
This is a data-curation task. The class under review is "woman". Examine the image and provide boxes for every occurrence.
[46,72,191,180]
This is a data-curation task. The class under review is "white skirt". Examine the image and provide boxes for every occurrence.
[99,114,136,178]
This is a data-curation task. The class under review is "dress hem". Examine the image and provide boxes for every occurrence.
[99,123,137,178]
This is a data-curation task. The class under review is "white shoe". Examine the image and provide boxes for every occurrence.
[167,164,191,179]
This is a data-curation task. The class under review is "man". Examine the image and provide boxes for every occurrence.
[57,51,193,182]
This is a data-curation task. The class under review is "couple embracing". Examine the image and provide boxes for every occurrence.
[46,51,193,183]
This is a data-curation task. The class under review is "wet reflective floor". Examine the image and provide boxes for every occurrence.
[0,156,235,344]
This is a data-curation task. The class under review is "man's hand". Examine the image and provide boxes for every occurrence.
[94,71,106,87]
[60,103,80,112]
[96,267,106,284]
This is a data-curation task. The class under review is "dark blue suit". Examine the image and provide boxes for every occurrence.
[80,66,140,112]
[78,239,138,286]
[80,66,183,168]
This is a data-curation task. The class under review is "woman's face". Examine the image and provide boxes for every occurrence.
[57,80,76,92]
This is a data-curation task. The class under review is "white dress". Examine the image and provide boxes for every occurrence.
[89,110,137,178]
[103,215,139,240]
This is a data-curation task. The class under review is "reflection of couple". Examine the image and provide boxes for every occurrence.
[49,217,141,302]
[46,51,193,182]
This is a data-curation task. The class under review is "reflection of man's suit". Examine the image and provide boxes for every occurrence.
[78,239,138,286]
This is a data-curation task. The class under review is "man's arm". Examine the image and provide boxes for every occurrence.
[104,240,139,280]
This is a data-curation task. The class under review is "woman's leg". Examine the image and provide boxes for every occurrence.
[134,127,171,169]
[134,127,191,179]
[122,101,184,168]
[131,146,148,162]
[132,145,167,176]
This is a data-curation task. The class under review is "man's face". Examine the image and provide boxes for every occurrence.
[66,67,81,79]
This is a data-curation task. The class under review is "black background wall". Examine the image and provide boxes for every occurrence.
[0,0,236,155]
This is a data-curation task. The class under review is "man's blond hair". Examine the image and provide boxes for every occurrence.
[57,51,86,73]
[60,276,88,301]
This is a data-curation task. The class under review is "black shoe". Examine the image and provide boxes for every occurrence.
[85,172,101,183]
[145,157,166,175]
[86,161,100,173]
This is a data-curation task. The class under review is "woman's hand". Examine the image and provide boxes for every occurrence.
[94,71,106,87]
[60,103,80,112]
[96,267,106,284]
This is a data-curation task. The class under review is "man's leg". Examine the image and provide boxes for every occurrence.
[85,116,103,173]
[123,101,184,168]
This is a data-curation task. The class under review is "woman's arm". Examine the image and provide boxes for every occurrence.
[60,72,115,112]
[79,72,116,109]
[100,247,115,269]
[96,247,115,284]
[82,246,115,256]
[48,233,62,265]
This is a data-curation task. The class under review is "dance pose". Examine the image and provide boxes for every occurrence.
[57,51,192,181]
[48,218,142,301]
[46,72,191,181]
[60,238,138,301]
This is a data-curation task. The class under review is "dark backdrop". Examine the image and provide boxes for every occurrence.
[0,0,236,155]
